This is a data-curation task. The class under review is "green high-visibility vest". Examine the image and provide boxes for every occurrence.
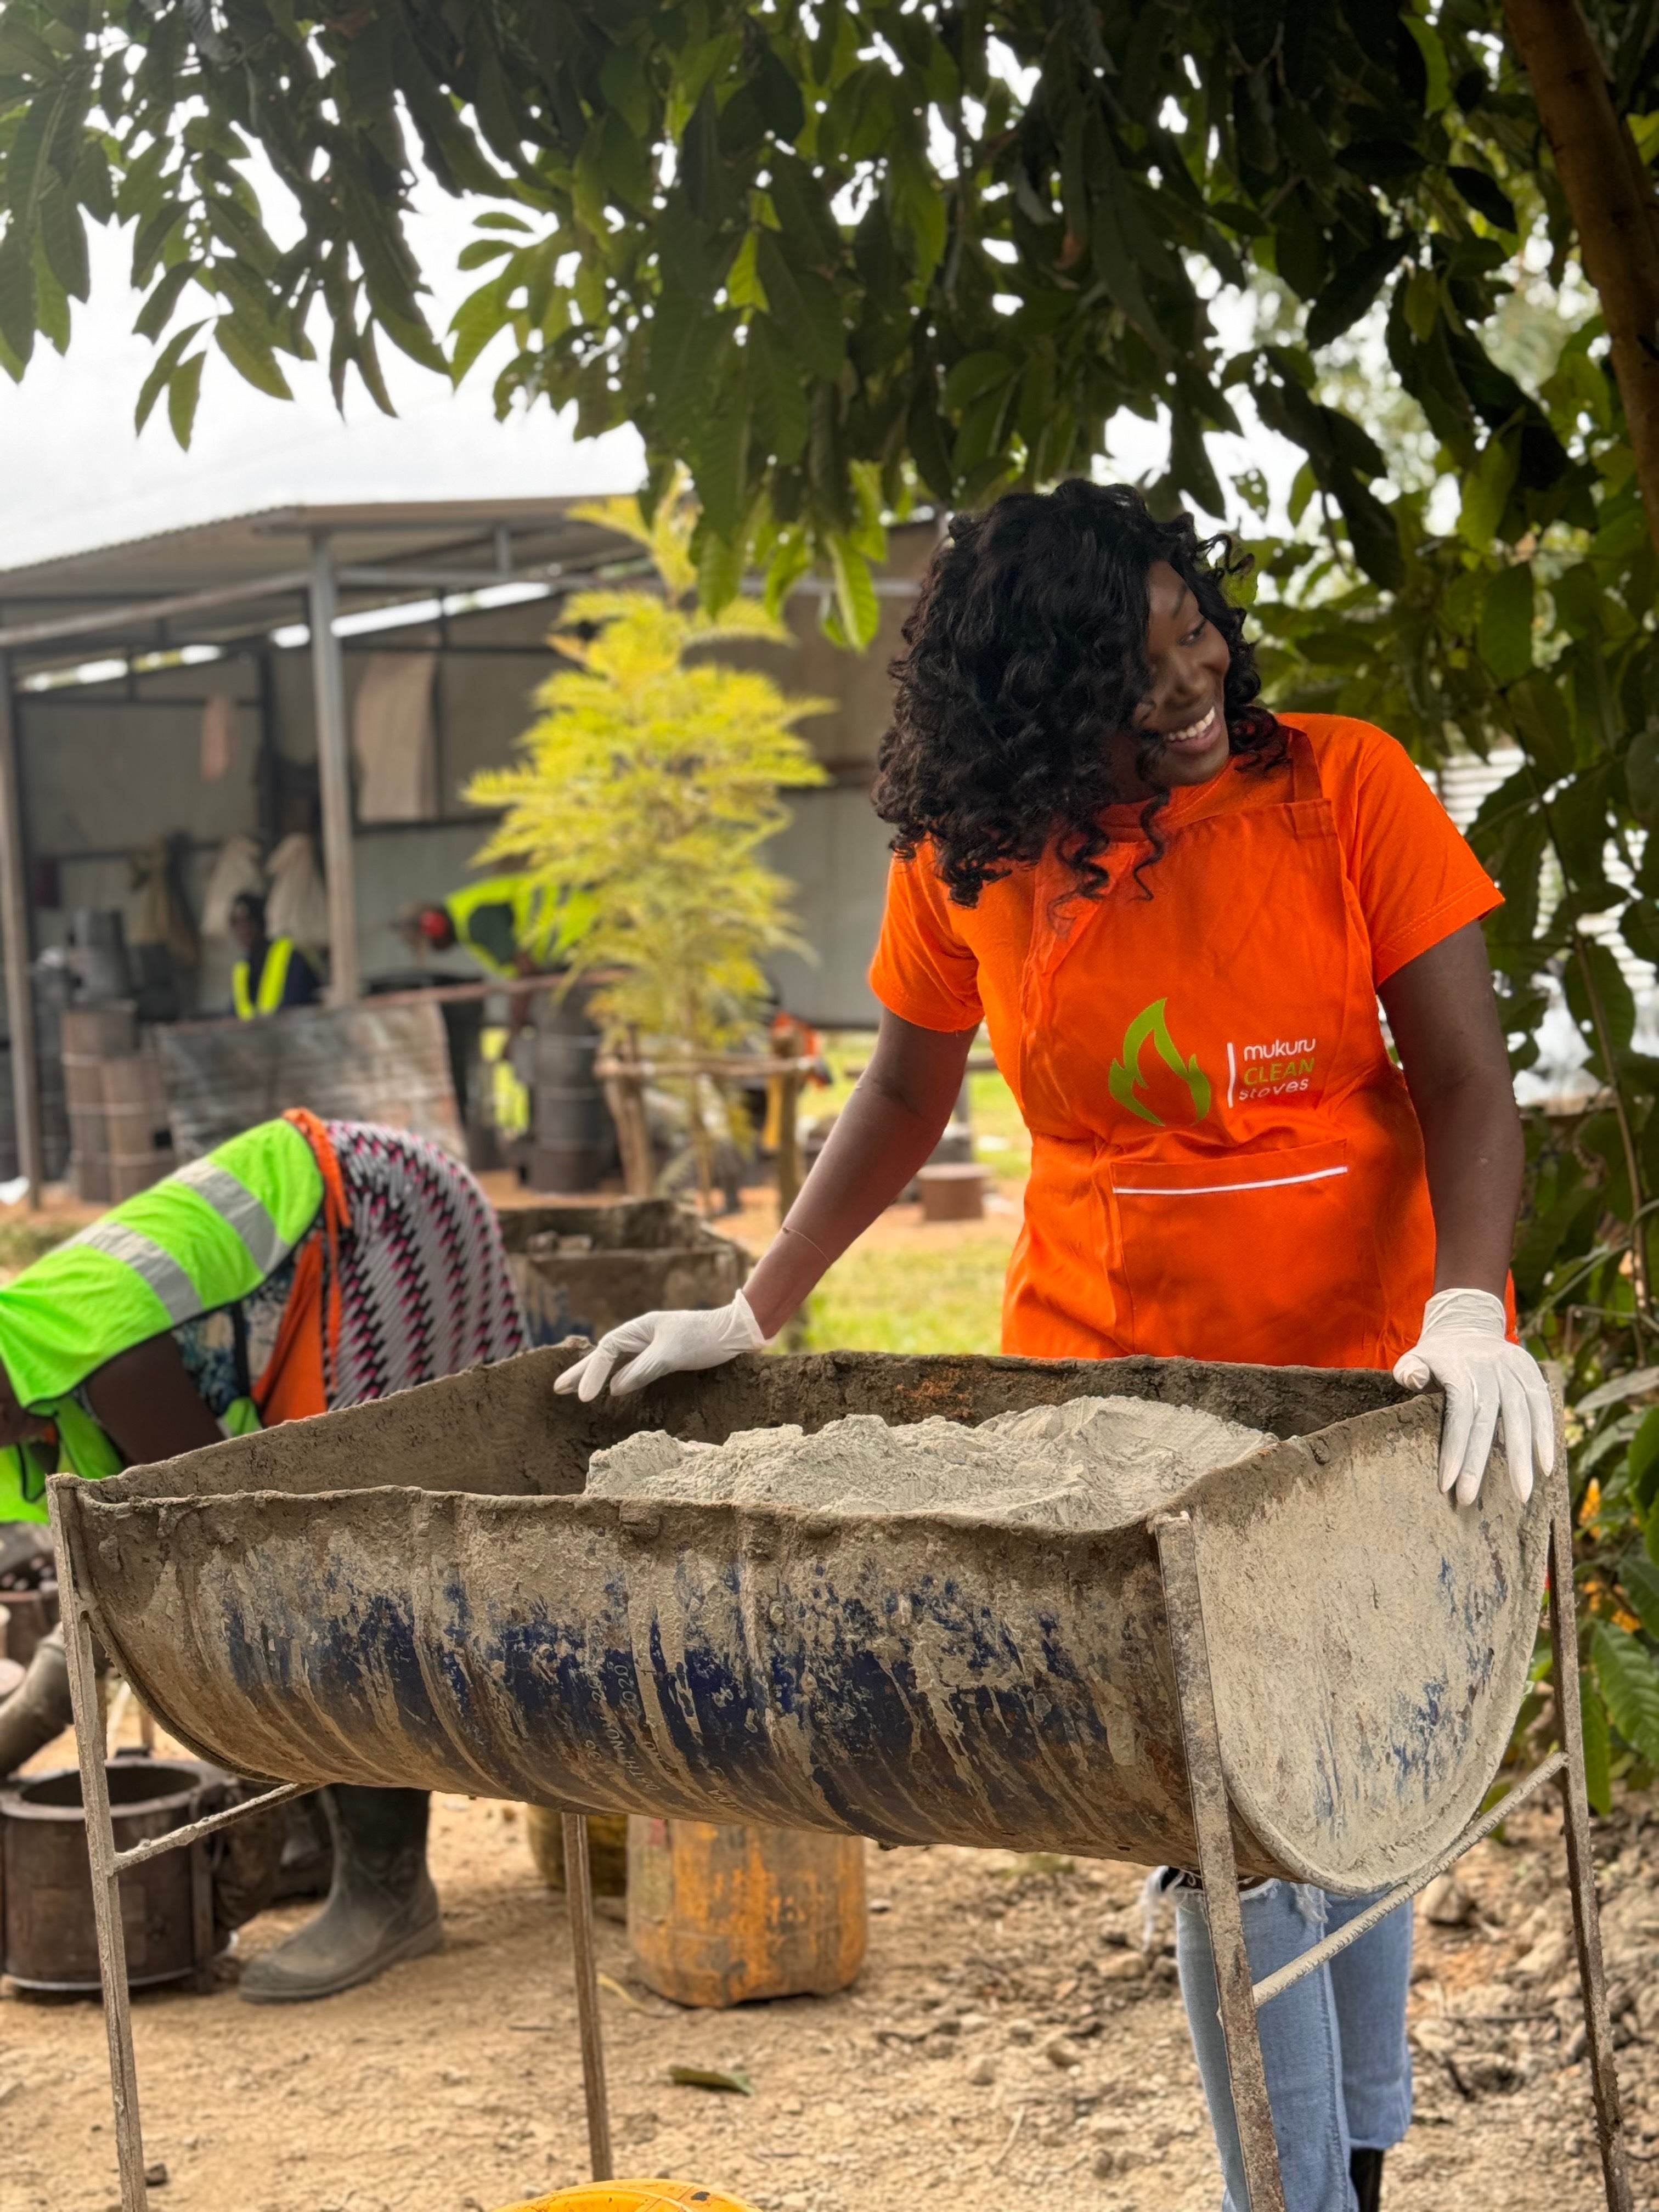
[232,936,297,1019]
[444,876,595,978]
[0,1118,324,1522]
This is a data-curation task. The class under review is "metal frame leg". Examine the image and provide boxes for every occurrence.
[49,1483,150,2212]
[561,1812,614,2181]
[1545,1453,1634,2212]
[1154,1511,1287,2212]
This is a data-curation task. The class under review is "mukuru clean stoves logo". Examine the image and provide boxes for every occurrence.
[1108,999,1212,1128]
[1108,1002,1321,1125]
[1226,1033,1319,1106]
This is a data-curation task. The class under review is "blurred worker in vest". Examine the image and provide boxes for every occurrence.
[0,1110,526,2002]
[230,890,320,1018]
[411,874,549,984]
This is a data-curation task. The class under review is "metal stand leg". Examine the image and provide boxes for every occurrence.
[561,1811,613,2181]
[1545,1455,1634,2212]
[48,1481,150,2212]
[1154,1511,1287,2212]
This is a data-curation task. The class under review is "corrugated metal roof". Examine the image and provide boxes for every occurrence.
[0,498,641,664]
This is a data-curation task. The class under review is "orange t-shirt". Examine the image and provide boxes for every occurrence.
[870,715,1500,1037]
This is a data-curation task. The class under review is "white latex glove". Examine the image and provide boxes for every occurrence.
[1392,1288,1554,1506]
[554,1290,766,1402]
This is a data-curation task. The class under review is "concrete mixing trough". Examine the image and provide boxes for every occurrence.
[53,1349,1550,1895]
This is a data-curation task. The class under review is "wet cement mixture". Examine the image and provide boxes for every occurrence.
[2,1708,1646,2212]
[586,1395,1277,1530]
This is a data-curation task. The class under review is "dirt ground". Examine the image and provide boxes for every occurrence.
[3,1713,1652,2212]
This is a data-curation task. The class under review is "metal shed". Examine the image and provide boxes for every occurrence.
[0,501,927,1198]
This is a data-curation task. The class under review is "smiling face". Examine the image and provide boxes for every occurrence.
[1105,559,1234,802]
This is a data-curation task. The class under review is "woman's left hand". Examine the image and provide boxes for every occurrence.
[1392,1289,1554,1506]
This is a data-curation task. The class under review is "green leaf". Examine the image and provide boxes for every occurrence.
[1460,435,1518,551]
[37,176,87,302]
[0,231,36,369]
[1507,673,1575,782]
[1477,563,1534,684]
[1621,897,1659,967]
[1630,1405,1659,1514]
[214,318,292,400]
[1402,266,1439,343]
[1305,239,1407,351]
[1628,727,1659,825]
[696,525,744,615]
[449,276,510,383]
[167,349,205,449]
[133,258,196,342]
[1403,16,1452,112]
[889,141,946,288]
[827,533,879,650]
[134,319,206,432]
[1593,1620,1659,1767]
[748,315,809,465]
[768,151,842,272]
[1620,1550,1659,1641]
[1448,165,1518,236]
[756,231,844,381]
[1582,1668,1612,1818]
[943,351,1013,413]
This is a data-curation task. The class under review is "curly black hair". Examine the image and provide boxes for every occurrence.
[873,479,1285,906]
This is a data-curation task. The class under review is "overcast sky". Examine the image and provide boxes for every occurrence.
[0,189,647,574]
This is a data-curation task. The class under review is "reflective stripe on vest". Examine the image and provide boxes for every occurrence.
[0,1116,324,1415]
[233,937,295,1019]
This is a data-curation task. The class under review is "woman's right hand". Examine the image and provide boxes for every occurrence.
[554,1290,766,1401]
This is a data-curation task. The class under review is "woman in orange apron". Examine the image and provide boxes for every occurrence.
[562,481,1551,2211]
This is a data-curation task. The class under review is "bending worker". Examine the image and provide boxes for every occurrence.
[229,890,320,1017]
[0,1110,525,2002]
[557,481,1552,2212]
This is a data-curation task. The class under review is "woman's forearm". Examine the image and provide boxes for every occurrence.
[1378,921,1523,1301]
[741,1012,977,1336]
[1413,1073,1524,1296]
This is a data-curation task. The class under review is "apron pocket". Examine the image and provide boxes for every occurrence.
[1106,1139,1380,1367]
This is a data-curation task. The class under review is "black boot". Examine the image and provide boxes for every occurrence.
[1350,2147,1384,2212]
[238,1786,441,2003]
[269,1791,335,1902]
[0,1625,72,1778]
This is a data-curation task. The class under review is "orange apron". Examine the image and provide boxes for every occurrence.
[1006,729,1435,1369]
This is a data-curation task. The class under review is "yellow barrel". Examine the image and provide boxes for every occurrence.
[496,2186,759,2211]
[627,1815,867,2008]
[524,1805,629,1899]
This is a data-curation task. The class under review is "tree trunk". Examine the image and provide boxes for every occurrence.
[1503,0,1659,554]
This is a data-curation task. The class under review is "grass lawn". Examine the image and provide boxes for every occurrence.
[752,1031,1026,1357]
[799,1215,1015,1356]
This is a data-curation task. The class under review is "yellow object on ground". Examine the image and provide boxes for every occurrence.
[496,2185,759,2211]
[523,1804,628,1896]
[628,1815,867,2007]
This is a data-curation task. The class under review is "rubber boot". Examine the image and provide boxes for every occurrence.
[1350,2148,1384,2212]
[270,1791,335,1903]
[0,1624,72,1778]
[238,1786,441,2004]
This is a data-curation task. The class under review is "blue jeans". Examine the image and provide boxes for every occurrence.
[1172,1878,1413,2212]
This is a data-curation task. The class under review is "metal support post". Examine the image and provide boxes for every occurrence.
[0,653,43,1205]
[308,538,359,1007]
[1154,1510,1286,2212]
[561,1812,613,2181]
[1546,1452,1634,2212]
[48,1477,150,2212]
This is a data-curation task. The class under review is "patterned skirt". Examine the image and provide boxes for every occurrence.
[324,1121,526,1407]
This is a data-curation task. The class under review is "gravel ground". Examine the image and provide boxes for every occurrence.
[1,1763,1650,2212]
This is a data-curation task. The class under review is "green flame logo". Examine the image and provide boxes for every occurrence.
[1108,998,1212,1127]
